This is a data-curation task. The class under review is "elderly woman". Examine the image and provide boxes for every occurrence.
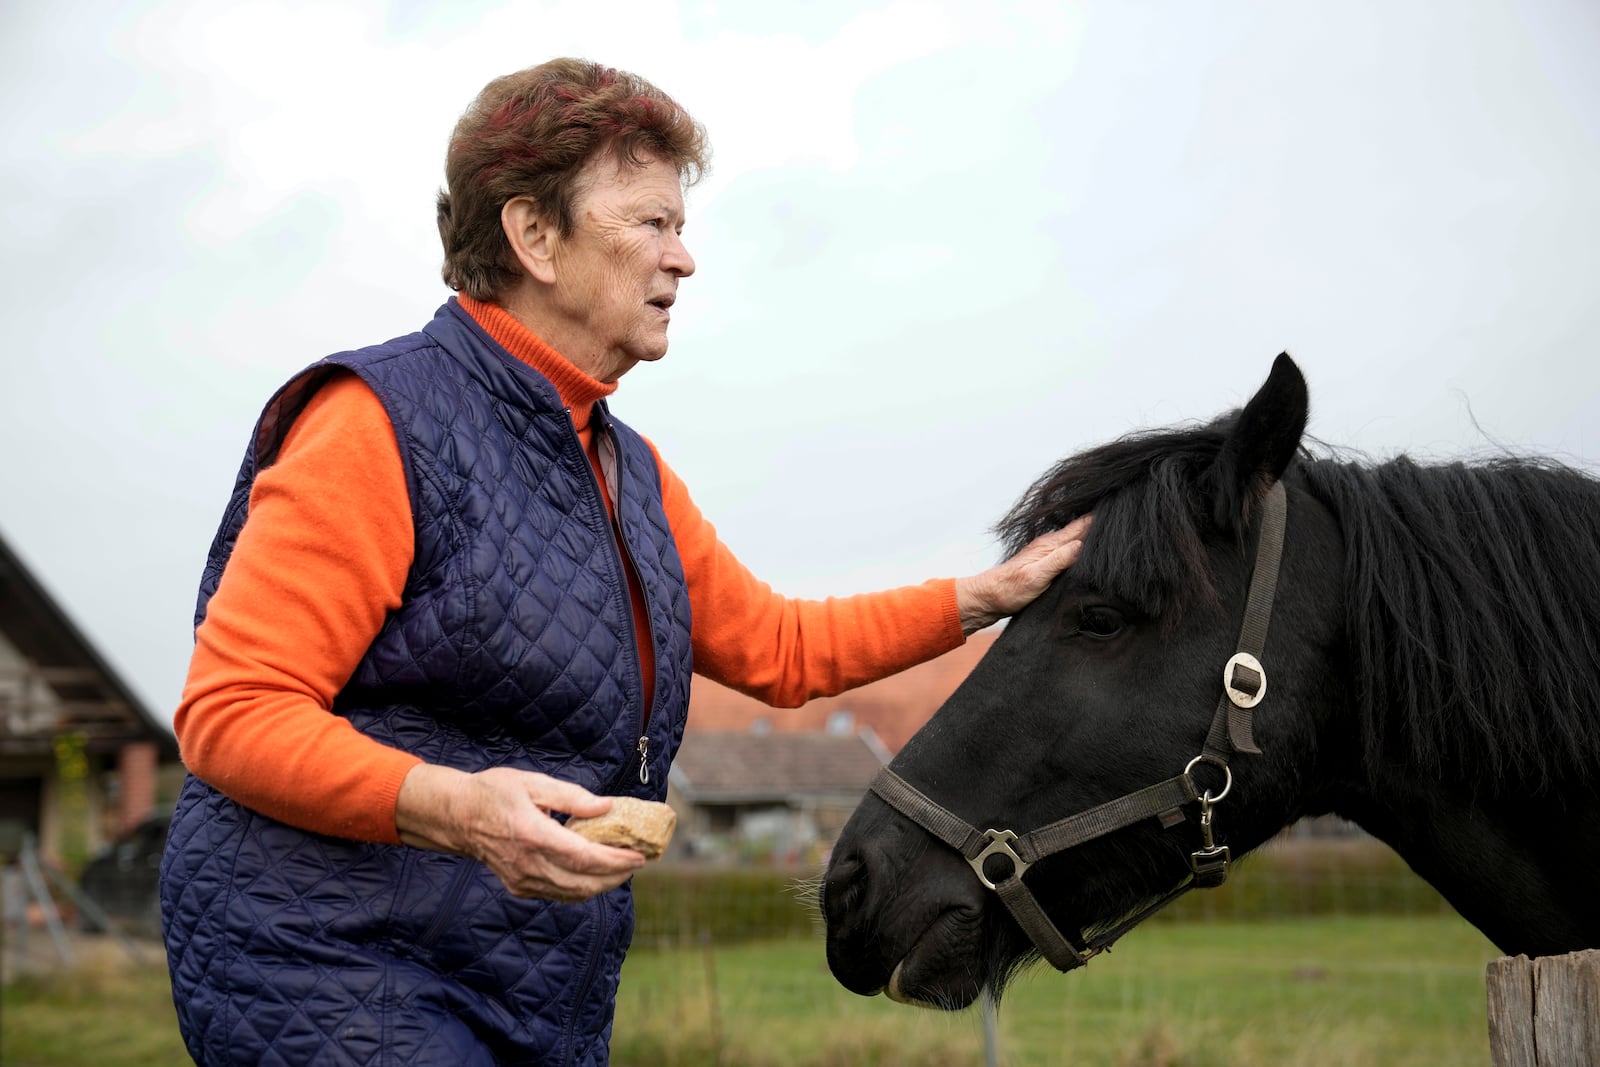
[159,58,1086,1065]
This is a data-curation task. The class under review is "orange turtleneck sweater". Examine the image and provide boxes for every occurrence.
[174,296,964,844]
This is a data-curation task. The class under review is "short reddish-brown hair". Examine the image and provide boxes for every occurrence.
[437,58,709,300]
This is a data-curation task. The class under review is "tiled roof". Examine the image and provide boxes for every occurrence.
[669,729,888,800]
[687,631,997,753]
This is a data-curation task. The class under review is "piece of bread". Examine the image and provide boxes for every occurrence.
[567,797,677,860]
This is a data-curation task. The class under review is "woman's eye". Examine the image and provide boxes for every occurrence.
[1077,606,1124,639]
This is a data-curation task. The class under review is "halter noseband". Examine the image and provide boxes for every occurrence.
[870,481,1288,971]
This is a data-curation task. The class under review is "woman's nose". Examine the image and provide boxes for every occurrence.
[663,231,695,277]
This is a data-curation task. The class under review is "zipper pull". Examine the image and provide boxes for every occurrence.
[637,736,651,785]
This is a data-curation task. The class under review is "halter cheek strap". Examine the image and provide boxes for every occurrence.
[870,480,1289,972]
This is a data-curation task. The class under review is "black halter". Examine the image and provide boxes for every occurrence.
[870,481,1288,971]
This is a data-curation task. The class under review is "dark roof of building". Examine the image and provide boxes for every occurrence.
[0,526,175,754]
[669,729,888,801]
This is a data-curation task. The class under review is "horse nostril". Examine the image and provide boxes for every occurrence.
[821,853,866,924]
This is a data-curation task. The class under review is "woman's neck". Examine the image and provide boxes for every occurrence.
[456,293,617,416]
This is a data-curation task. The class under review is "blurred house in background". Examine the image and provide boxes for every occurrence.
[666,728,891,864]
[0,529,178,868]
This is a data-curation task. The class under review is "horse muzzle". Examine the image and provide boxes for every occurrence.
[822,807,993,1009]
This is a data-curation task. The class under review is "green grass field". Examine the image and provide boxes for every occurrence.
[612,914,1498,1066]
[1,914,1497,1066]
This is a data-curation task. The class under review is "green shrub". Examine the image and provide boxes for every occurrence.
[632,866,820,946]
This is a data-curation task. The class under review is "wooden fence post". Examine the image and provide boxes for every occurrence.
[1487,949,1600,1066]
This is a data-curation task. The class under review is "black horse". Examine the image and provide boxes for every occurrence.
[822,354,1600,1009]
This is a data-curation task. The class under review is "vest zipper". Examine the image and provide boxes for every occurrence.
[599,417,661,788]
[567,407,658,791]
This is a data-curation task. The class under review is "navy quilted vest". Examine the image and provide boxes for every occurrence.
[160,301,694,1066]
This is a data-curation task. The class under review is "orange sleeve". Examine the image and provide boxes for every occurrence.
[174,373,422,844]
[649,443,966,708]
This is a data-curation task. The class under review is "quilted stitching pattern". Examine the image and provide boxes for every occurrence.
[161,302,694,1065]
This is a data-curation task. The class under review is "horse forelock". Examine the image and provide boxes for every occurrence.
[1301,453,1600,793]
[996,418,1235,621]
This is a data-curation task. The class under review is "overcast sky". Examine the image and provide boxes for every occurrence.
[3,0,1597,729]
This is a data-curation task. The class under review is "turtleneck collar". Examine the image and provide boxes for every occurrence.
[456,294,617,431]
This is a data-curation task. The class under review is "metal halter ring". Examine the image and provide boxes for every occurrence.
[968,828,1030,891]
[1183,754,1233,804]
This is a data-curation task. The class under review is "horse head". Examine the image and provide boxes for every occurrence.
[822,354,1356,1008]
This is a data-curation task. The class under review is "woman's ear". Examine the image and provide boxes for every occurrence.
[501,197,557,285]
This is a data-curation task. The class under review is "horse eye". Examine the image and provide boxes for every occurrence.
[1077,606,1125,639]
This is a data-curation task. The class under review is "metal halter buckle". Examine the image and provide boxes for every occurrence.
[1190,842,1231,885]
[968,828,1030,890]
[1223,651,1267,708]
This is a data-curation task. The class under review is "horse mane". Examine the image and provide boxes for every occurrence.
[999,415,1600,792]
[1301,453,1600,791]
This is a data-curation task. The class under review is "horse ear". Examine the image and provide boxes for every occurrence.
[1206,353,1308,529]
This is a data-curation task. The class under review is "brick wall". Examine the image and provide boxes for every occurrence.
[117,741,160,831]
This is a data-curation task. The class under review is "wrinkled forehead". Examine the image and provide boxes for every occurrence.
[572,150,687,207]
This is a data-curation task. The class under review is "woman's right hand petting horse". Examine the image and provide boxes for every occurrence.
[822,354,1600,1009]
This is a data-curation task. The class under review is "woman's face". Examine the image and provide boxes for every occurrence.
[546,152,695,382]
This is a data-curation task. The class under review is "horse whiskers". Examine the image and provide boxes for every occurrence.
[788,875,831,935]
[787,875,823,912]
